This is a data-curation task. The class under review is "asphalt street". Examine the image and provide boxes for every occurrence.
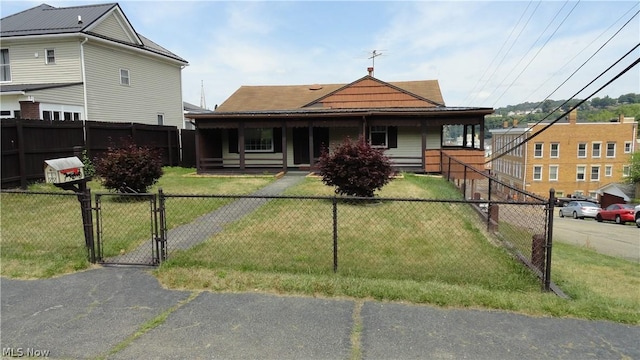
[552,212,640,262]
[1,267,639,359]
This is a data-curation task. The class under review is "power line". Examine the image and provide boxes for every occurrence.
[488,9,640,159]
[490,1,580,107]
[488,52,640,164]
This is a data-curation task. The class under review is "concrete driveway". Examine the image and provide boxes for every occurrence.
[553,212,639,262]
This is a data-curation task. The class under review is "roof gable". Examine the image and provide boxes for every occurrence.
[215,76,445,112]
[86,6,141,45]
[304,76,444,109]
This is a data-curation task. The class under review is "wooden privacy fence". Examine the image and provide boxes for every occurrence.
[1,119,193,189]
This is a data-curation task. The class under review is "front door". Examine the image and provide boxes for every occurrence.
[292,127,329,165]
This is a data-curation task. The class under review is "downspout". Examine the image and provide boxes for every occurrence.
[80,37,89,136]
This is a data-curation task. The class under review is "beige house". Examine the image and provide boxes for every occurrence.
[0,3,188,128]
[187,71,493,174]
[489,110,637,200]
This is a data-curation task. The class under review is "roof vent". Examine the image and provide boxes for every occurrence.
[78,15,83,24]
[309,84,323,90]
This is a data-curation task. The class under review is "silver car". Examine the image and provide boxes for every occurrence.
[559,201,601,219]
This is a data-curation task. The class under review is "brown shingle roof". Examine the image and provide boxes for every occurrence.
[215,76,445,112]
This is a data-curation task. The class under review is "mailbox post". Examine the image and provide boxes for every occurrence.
[44,157,96,263]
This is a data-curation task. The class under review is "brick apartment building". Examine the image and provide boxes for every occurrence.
[489,110,637,200]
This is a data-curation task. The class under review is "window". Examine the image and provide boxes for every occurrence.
[605,165,613,177]
[45,49,55,64]
[157,114,164,125]
[606,142,615,157]
[0,110,10,116]
[73,112,80,121]
[592,142,601,158]
[369,126,388,148]
[120,69,130,86]
[577,143,587,158]
[43,111,52,121]
[64,112,72,121]
[549,165,558,181]
[245,128,273,152]
[53,111,60,121]
[623,165,630,177]
[550,143,559,158]
[0,48,10,82]
[624,141,632,153]
[590,166,600,181]
[576,166,586,181]
[533,166,542,181]
[534,143,543,158]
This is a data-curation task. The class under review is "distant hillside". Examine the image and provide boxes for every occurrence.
[486,93,640,136]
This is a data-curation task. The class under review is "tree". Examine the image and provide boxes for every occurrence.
[94,139,163,193]
[317,136,394,198]
[628,151,640,185]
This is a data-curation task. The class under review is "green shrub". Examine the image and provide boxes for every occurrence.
[94,140,163,193]
[317,136,394,197]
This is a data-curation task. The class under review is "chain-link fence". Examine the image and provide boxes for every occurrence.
[159,194,549,290]
[1,171,554,290]
[0,190,89,277]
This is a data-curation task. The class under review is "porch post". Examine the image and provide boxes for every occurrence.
[479,121,485,149]
[308,121,314,168]
[195,126,201,173]
[281,122,287,172]
[239,122,245,170]
[421,120,427,171]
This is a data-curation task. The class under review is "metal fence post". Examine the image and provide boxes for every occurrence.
[79,187,96,263]
[544,188,555,291]
[333,196,338,273]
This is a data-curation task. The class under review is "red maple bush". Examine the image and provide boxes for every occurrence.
[317,136,394,198]
[94,140,163,193]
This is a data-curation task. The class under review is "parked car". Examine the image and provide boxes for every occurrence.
[595,203,636,225]
[635,204,640,228]
[558,201,601,219]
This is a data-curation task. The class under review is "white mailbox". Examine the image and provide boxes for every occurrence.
[44,157,85,184]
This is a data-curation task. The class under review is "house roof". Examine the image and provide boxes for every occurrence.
[214,76,446,113]
[0,82,83,93]
[0,3,187,64]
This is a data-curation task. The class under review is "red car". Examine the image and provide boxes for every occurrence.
[596,203,636,225]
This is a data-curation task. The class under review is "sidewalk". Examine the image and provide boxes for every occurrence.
[2,266,638,359]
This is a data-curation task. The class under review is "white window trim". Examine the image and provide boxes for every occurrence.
[576,165,586,181]
[624,141,632,153]
[623,165,631,177]
[120,68,130,86]
[606,142,616,158]
[548,165,559,181]
[0,48,11,83]
[605,165,613,177]
[45,48,55,64]
[533,165,543,181]
[577,143,587,158]
[244,128,274,153]
[534,143,543,158]
[590,166,600,181]
[369,126,388,148]
[592,142,601,158]
[550,143,559,158]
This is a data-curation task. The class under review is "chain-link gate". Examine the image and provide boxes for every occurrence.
[94,192,166,265]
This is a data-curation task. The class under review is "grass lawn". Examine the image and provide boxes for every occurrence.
[0,167,274,277]
[1,170,638,324]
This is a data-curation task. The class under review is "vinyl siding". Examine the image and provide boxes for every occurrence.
[2,40,82,84]
[385,127,422,166]
[83,41,183,127]
[90,12,137,43]
[28,84,84,105]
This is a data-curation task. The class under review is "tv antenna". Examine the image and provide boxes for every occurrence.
[367,50,386,76]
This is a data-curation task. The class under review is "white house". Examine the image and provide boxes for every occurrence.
[0,3,188,128]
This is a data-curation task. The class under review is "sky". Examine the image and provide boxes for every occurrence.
[1,1,639,110]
